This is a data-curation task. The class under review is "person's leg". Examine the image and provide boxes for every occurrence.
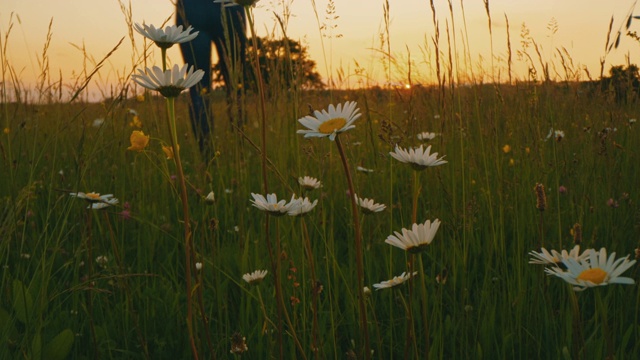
[212,6,247,128]
[177,0,214,153]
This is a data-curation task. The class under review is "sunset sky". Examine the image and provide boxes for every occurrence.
[3,0,640,100]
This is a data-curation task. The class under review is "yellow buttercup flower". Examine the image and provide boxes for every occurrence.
[162,144,179,159]
[129,115,142,128]
[502,144,511,153]
[127,130,150,152]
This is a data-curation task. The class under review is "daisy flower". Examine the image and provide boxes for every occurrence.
[355,195,386,214]
[204,191,215,204]
[88,197,119,210]
[389,144,447,170]
[356,166,374,173]
[133,23,198,49]
[298,176,322,190]
[545,247,636,291]
[95,255,109,267]
[287,195,318,217]
[373,271,418,290]
[92,118,105,128]
[385,219,441,253]
[250,193,294,216]
[529,245,590,265]
[417,132,439,141]
[70,192,115,203]
[132,64,204,98]
[297,101,361,141]
[243,270,268,285]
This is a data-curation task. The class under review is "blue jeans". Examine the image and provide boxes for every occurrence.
[176,0,247,153]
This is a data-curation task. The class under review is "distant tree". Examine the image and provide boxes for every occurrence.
[213,36,324,92]
[600,64,640,103]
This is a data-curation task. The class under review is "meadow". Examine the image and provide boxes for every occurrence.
[2,1,640,359]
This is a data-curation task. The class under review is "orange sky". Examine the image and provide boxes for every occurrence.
[2,0,640,101]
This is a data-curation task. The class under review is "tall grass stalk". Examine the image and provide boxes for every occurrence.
[245,5,283,357]
[165,95,198,359]
[334,135,370,359]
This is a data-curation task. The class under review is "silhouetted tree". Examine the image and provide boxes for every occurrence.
[213,36,324,92]
[600,64,640,103]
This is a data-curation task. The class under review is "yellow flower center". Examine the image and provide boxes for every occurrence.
[577,268,607,284]
[318,118,347,134]
[86,193,101,200]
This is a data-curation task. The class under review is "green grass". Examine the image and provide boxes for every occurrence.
[2,5,640,360]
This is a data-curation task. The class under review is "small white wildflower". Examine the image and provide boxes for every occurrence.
[204,191,215,204]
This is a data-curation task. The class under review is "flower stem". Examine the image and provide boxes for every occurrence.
[84,212,99,359]
[412,170,430,357]
[302,218,321,357]
[418,255,431,358]
[595,290,614,359]
[403,255,415,358]
[335,135,370,360]
[166,97,198,360]
[411,171,420,223]
[245,6,289,358]
[245,7,269,196]
[568,289,584,360]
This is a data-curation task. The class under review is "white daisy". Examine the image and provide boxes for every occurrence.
[287,195,318,217]
[132,64,204,98]
[297,101,361,141]
[133,23,198,49]
[92,118,105,128]
[373,271,418,290]
[88,197,119,210]
[243,270,268,285]
[389,144,447,170]
[95,255,109,268]
[385,219,441,253]
[529,245,590,265]
[250,193,293,216]
[545,247,636,291]
[204,191,215,204]
[298,176,322,190]
[70,192,114,203]
[356,166,374,173]
[416,132,439,141]
[355,195,386,214]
